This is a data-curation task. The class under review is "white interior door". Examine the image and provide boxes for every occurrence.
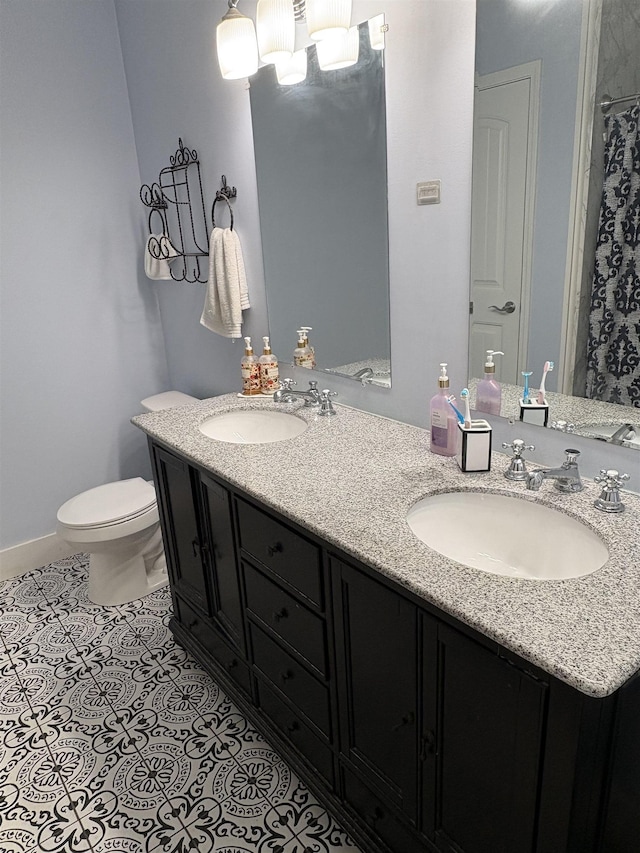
[469,62,539,384]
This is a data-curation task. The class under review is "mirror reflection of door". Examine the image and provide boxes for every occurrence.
[469,61,540,384]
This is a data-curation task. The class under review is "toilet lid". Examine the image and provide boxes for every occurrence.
[57,478,157,528]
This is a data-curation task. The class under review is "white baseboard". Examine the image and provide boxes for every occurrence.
[0,533,79,582]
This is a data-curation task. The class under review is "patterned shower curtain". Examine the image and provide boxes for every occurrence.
[586,104,640,408]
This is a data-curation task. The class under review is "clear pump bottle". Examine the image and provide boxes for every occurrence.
[430,363,458,456]
[301,326,316,368]
[259,336,279,395]
[241,336,261,396]
[294,329,312,368]
[476,350,504,416]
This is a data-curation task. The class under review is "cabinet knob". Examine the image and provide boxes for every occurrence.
[267,542,284,557]
[391,711,415,731]
[226,658,238,670]
[280,669,293,682]
[366,806,384,826]
[286,721,300,735]
[273,607,288,622]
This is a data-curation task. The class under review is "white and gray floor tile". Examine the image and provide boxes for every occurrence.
[0,556,361,853]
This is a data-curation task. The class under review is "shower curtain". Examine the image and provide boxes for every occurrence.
[586,104,640,408]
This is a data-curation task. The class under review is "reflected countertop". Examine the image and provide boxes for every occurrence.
[133,394,640,698]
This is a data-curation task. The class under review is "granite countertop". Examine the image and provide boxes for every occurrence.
[133,394,640,699]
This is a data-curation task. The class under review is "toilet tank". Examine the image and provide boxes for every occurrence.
[140,391,199,412]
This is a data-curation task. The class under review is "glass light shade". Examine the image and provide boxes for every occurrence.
[216,7,259,80]
[316,25,359,71]
[368,14,386,50]
[275,48,308,85]
[257,0,295,64]
[306,0,352,41]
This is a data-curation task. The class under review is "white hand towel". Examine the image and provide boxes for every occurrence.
[200,227,250,338]
[145,234,179,280]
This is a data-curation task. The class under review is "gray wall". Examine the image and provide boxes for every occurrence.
[0,1,169,550]
[475,0,584,390]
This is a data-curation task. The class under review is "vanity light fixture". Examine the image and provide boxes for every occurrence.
[216,0,259,80]
[257,0,295,64]
[275,48,308,84]
[316,25,359,70]
[306,0,352,40]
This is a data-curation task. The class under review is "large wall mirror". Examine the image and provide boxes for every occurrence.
[470,0,639,450]
[249,20,391,387]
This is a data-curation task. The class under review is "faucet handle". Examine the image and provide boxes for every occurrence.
[308,380,318,390]
[594,469,630,513]
[280,378,296,390]
[319,389,338,416]
[502,439,535,481]
[550,420,575,433]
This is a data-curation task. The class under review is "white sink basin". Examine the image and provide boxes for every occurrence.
[199,409,307,444]
[406,492,608,580]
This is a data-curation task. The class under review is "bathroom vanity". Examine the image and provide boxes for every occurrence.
[134,396,640,853]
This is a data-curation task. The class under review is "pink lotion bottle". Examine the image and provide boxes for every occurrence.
[430,363,458,457]
[476,350,504,416]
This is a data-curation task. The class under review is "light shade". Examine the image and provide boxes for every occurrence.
[257,0,295,65]
[275,48,308,85]
[306,0,352,41]
[316,25,359,71]
[368,13,386,50]
[216,5,259,80]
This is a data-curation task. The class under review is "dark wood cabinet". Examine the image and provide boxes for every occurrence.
[148,438,640,853]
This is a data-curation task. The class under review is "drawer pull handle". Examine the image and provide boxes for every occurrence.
[286,721,300,735]
[391,711,415,731]
[191,539,200,558]
[187,618,198,630]
[267,542,283,557]
[280,669,293,682]
[366,806,384,826]
[420,730,436,760]
[227,659,238,670]
[273,607,288,622]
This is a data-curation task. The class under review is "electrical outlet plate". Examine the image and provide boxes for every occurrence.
[417,180,441,205]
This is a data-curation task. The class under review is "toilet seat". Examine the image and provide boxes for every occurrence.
[57,478,157,529]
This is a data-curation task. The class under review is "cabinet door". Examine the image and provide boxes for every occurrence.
[153,445,211,614]
[334,560,419,824]
[199,472,244,653]
[428,624,546,853]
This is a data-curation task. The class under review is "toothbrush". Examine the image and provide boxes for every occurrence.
[460,388,472,429]
[537,361,554,405]
[521,371,533,405]
[445,395,465,425]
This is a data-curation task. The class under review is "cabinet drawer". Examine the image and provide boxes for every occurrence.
[250,623,331,737]
[244,563,327,676]
[256,679,334,787]
[237,499,323,606]
[342,768,424,853]
[174,597,251,696]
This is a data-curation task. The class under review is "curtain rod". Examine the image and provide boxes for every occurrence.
[600,92,640,113]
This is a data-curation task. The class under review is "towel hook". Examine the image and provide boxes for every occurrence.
[212,194,234,231]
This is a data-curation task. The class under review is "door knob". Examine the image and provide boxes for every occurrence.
[488,301,516,314]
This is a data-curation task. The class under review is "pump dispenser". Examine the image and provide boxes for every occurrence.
[241,336,261,395]
[476,350,504,416]
[301,327,316,368]
[259,336,279,395]
[294,329,312,368]
[430,363,458,456]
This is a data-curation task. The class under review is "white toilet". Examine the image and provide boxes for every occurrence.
[56,391,198,606]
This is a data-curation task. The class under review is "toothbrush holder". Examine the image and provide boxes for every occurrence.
[519,400,549,427]
[456,420,492,473]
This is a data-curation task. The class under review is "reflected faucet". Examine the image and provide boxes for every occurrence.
[353,367,374,385]
[526,449,584,493]
[609,423,636,446]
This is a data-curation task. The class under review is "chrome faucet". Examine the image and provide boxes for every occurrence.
[526,449,584,493]
[353,367,374,385]
[273,379,321,406]
[609,423,636,446]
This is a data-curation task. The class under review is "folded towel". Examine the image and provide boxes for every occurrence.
[145,234,179,280]
[200,227,250,338]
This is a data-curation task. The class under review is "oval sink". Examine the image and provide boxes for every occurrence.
[199,409,307,444]
[406,492,608,580]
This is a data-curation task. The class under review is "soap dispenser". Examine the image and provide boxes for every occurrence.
[294,329,312,369]
[430,363,458,457]
[476,350,504,416]
[259,336,279,395]
[241,336,261,396]
[301,326,316,368]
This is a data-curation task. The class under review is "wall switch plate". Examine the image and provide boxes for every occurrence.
[417,180,441,205]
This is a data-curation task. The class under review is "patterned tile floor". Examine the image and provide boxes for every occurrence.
[0,555,362,853]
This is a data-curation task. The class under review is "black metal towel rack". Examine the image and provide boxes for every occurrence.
[139,139,236,284]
